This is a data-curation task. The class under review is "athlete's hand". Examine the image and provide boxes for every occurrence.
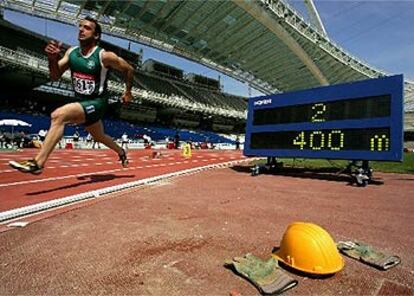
[45,40,62,60]
[122,90,133,104]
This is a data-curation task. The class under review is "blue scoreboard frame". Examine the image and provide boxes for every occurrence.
[244,75,404,161]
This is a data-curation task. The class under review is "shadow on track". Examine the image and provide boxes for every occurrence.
[230,165,384,186]
[26,174,135,196]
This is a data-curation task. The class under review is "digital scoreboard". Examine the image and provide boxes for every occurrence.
[244,75,404,161]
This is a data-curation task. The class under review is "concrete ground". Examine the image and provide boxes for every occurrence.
[0,164,413,295]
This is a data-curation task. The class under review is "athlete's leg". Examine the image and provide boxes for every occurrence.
[85,120,122,154]
[86,121,128,167]
[35,103,85,167]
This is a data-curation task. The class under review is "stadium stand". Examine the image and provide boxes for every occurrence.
[0,19,48,55]
[0,17,247,138]
[0,110,234,145]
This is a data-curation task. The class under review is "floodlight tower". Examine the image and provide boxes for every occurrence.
[304,0,329,40]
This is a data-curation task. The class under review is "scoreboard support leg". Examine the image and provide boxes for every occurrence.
[251,157,374,187]
[251,157,284,176]
[345,160,373,187]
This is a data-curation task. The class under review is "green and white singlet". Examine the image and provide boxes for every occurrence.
[68,46,109,126]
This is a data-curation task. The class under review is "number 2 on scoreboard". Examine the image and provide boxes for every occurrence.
[311,103,326,122]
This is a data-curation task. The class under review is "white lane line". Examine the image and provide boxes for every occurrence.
[0,167,128,188]
[0,158,257,222]
[0,159,126,173]
[0,157,248,188]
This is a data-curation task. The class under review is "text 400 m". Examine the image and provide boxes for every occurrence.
[293,130,389,151]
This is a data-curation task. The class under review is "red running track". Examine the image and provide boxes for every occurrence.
[0,149,246,213]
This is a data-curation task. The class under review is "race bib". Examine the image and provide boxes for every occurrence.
[73,72,96,95]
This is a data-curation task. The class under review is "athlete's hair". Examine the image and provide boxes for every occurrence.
[83,16,101,42]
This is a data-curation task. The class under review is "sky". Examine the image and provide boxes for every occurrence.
[3,1,414,97]
[286,0,414,79]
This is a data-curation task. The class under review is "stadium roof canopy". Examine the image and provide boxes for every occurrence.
[1,0,414,111]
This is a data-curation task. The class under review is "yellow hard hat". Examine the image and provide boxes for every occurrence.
[272,222,344,275]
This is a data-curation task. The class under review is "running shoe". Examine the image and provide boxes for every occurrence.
[9,159,43,174]
[119,148,129,167]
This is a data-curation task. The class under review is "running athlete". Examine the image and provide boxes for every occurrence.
[10,17,134,174]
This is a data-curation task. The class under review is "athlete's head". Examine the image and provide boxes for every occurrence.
[78,16,101,45]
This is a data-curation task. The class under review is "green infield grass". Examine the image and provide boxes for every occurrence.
[255,152,414,174]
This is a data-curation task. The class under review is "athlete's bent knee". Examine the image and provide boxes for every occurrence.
[50,108,66,124]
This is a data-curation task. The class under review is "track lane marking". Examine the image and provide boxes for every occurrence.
[0,157,245,188]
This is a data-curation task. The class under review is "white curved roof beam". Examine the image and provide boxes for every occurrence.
[304,0,328,38]
[233,0,329,86]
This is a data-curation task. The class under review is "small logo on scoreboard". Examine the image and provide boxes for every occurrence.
[254,98,272,106]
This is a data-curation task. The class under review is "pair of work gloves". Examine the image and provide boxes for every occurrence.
[226,241,400,295]
[225,254,297,295]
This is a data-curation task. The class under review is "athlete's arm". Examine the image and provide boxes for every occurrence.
[45,41,70,81]
[102,51,134,104]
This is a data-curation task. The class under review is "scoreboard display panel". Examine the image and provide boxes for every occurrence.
[244,75,404,161]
